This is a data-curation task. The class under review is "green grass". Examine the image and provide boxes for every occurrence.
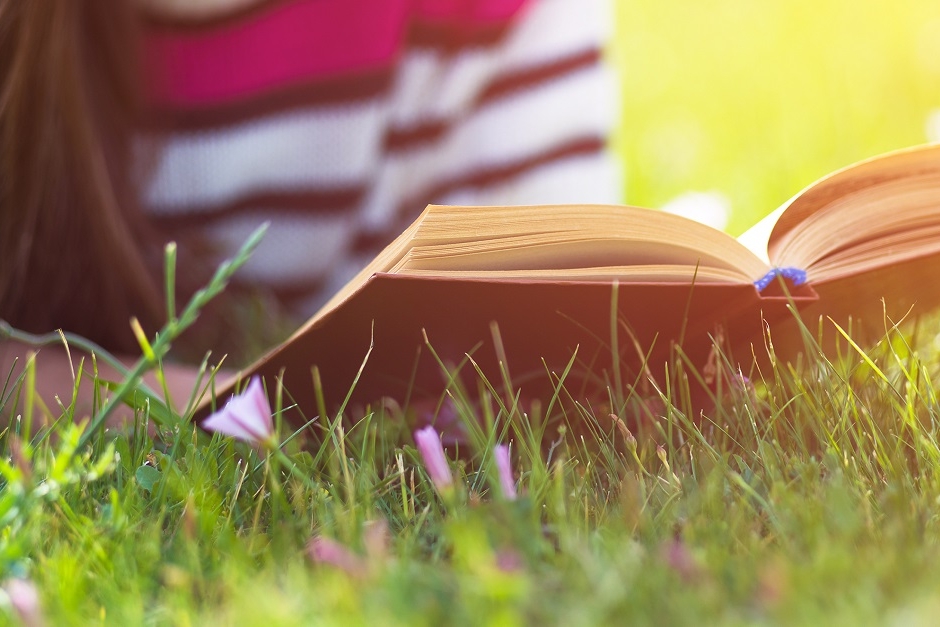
[3,3,940,625]
[7,299,940,625]
[5,241,940,626]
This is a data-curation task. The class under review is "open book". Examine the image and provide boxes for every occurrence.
[206,144,940,421]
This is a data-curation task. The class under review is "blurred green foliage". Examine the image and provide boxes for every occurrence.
[611,0,940,234]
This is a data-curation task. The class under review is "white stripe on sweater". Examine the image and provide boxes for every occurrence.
[362,62,618,227]
[143,100,386,211]
[502,0,611,68]
[436,151,622,207]
[390,0,609,126]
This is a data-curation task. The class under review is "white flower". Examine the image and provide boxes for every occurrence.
[926,108,940,143]
[661,191,730,231]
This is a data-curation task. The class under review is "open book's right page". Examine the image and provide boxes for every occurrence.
[742,144,940,349]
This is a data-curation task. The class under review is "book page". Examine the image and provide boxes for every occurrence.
[397,204,770,280]
[736,207,784,264]
[767,146,940,282]
[766,144,940,277]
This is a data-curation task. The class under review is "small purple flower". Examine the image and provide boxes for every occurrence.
[202,377,274,446]
[307,536,366,578]
[660,538,702,582]
[414,426,453,494]
[494,444,517,500]
[495,549,524,573]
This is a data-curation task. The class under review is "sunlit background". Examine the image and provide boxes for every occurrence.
[610,0,940,234]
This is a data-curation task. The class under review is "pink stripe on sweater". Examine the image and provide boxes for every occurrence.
[144,0,529,109]
[145,0,410,107]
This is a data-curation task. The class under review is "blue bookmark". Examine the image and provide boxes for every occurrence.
[754,267,807,293]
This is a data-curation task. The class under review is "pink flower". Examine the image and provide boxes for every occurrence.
[307,520,388,578]
[414,426,453,494]
[411,397,468,447]
[202,377,274,445]
[660,538,702,582]
[494,444,517,500]
[495,549,524,573]
[5,578,44,627]
[307,536,367,578]
[362,519,390,561]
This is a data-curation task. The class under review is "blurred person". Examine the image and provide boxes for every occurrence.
[0,0,620,414]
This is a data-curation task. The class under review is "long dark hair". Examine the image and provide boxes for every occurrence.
[0,1,162,352]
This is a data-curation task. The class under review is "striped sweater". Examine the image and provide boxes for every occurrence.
[140,0,622,320]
